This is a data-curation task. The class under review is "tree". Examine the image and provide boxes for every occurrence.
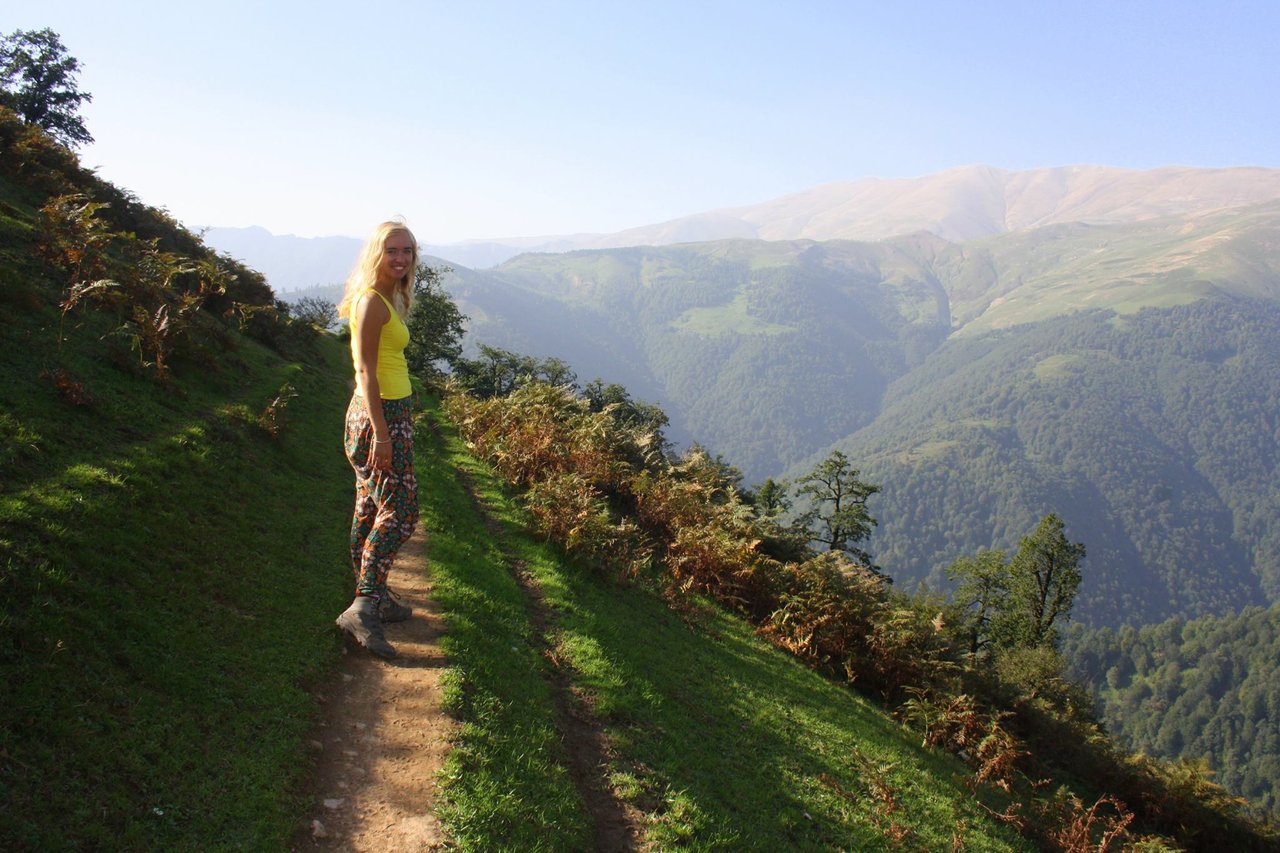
[748,478,791,521]
[292,296,338,331]
[794,450,881,569]
[537,357,578,390]
[998,513,1085,649]
[946,548,1011,655]
[405,263,466,381]
[948,514,1085,653]
[745,477,811,563]
[0,28,93,147]
[453,345,575,398]
[582,379,669,439]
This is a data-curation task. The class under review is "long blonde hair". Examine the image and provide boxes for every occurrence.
[337,220,419,320]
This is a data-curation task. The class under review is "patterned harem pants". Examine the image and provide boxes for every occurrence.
[344,394,419,597]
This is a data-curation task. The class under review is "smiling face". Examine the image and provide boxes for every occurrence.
[378,230,416,286]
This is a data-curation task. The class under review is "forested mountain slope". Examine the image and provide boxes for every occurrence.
[844,299,1280,626]
[1063,604,1280,821]
[445,203,1280,630]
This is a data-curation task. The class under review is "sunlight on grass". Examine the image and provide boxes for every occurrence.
[419,398,1029,851]
[0,287,358,848]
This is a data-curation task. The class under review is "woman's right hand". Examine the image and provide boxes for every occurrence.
[369,439,393,471]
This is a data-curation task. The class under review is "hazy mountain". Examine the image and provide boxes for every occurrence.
[502,163,1280,251]
[715,164,1280,242]
[440,201,1280,629]
[203,167,1280,628]
[201,227,542,291]
[202,226,361,293]
[205,165,1280,287]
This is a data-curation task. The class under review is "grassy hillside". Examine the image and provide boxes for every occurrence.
[0,213,358,848]
[0,110,372,847]
[417,397,1033,850]
[940,201,1280,332]
[0,151,1036,850]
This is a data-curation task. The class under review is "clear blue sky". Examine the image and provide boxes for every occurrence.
[7,0,1278,242]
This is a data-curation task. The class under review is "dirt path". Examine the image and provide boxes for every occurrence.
[293,527,456,851]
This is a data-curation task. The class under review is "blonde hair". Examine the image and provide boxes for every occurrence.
[337,220,419,320]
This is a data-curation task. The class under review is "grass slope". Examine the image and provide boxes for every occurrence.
[418,397,1030,850]
[0,269,358,848]
[1,296,1030,849]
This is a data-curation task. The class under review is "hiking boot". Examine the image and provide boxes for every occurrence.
[335,596,397,659]
[378,587,413,623]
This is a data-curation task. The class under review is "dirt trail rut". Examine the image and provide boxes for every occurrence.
[293,527,455,851]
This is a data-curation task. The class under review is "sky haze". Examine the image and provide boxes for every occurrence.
[6,0,1278,243]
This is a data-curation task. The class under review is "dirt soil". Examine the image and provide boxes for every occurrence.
[292,526,456,851]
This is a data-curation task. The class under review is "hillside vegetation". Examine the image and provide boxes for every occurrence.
[8,104,1280,849]
[431,204,1280,821]
[0,108,357,847]
[0,107,1101,851]
[445,209,1280,633]
[1064,605,1280,820]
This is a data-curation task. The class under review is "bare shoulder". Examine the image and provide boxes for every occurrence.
[354,290,391,326]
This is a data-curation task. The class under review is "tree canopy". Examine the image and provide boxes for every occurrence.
[948,513,1085,653]
[405,263,467,382]
[0,28,93,147]
[794,450,881,569]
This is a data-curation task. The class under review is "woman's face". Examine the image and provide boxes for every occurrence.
[379,231,415,284]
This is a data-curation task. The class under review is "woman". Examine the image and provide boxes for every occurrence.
[334,221,421,658]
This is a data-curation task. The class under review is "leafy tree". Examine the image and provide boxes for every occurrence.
[405,263,466,381]
[946,548,1011,655]
[794,450,881,570]
[748,477,791,521]
[538,357,577,389]
[292,296,338,331]
[0,28,93,147]
[452,345,573,398]
[582,378,669,439]
[993,513,1085,650]
[453,344,532,397]
[745,477,811,562]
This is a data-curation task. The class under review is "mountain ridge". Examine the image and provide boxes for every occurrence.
[205,164,1280,288]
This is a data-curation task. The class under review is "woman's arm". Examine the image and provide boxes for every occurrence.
[352,292,393,470]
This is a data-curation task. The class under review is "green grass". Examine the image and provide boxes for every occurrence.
[0,276,357,849]
[670,292,795,337]
[416,403,592,850]
[419,400,1031,851]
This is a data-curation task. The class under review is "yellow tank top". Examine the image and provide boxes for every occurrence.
[350,289,412,400]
